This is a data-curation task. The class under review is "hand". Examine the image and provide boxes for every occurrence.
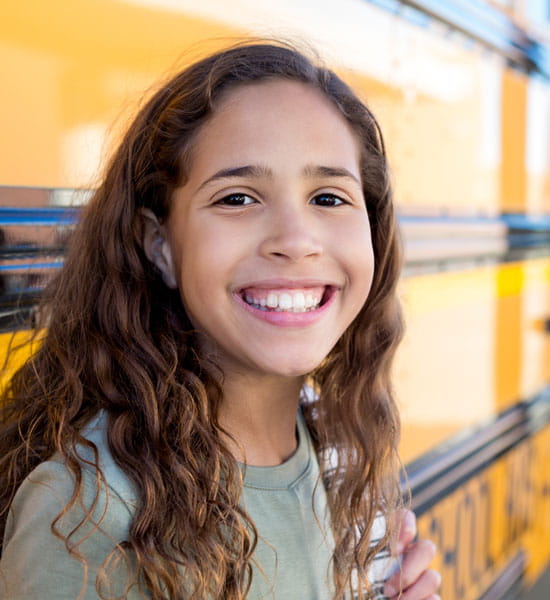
[383,509,441,600]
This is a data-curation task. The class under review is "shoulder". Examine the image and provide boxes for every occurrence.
[78,409,138,507]
[5,410,138,543]
[4,457,135,544]
[0,413,143,599]
[1,460,139,599]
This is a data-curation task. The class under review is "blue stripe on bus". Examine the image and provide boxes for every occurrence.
[501,214,550,232]
[0,262,63,271]
[0,207,79,226]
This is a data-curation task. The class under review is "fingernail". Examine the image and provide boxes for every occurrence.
[403,510,416,531]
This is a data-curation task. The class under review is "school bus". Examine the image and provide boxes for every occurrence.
[1,1,549,598]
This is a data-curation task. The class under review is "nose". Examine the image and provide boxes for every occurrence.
[259,204,323,262]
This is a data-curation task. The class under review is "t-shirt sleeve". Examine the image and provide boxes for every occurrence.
[0,460,146,600]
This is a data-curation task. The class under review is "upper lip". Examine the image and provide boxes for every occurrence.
[235,278,340,291]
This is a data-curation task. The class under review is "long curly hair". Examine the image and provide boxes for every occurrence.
[0,41,403,599]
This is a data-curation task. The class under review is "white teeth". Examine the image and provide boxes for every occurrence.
[279,293,292,310]
[293,292,305,311]
[266,292,278,308]
[244,289,324,312]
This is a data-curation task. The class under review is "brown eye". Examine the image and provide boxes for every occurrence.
[216,193,256,206]
[311,193,346,207]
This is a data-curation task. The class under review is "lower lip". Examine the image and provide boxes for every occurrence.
[234,290,336,327]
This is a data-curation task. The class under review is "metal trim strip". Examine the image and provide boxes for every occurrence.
[366,0,549,77]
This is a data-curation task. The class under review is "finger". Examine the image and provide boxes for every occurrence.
[384,540,437,596]
[393,508,417,554]
[388,569,441,600]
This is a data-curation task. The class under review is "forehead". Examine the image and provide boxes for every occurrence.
[185,79,363,177]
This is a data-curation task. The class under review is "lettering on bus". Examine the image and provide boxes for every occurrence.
[416,431,549,600]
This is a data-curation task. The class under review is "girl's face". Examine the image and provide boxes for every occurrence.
[163,79,374,379]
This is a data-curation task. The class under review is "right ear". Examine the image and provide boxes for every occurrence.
[140,208,178,289]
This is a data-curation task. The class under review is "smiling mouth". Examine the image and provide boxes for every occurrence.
[239,286,333,313]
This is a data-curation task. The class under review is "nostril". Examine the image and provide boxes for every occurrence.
[261,228,323,262]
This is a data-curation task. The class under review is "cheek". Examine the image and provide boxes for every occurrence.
[175,238,235,320]
[348,249,375,323]
[342,240,375,338]
[346,223,375,289]
[354,257,375,313]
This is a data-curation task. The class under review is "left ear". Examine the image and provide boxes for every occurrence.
[140,208,178,289]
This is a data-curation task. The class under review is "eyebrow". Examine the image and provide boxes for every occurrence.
[196,163,361,191]
[303,165,361,184]
[197,165,272,191]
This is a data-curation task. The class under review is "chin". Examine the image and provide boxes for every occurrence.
[263,357,325,378]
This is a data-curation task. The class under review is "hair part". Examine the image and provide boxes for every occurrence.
[0,40,403,599]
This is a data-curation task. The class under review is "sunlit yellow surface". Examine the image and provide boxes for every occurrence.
[501,68,528,213]
[0,330,39,390]
[398,258,550,463]
[0,0,242,188]
[369,49,503,216]
[520,259,550,397]
[397,266,498,460]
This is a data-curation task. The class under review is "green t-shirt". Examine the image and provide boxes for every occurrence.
[0,410,391,599]
[240,411,334,599]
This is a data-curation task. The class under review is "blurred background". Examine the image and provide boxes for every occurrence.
[0,1,549,598]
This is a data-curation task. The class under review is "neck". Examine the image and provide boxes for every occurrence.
[218,373,304,466]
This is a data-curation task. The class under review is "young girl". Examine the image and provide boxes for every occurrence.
[0,42,440,600]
